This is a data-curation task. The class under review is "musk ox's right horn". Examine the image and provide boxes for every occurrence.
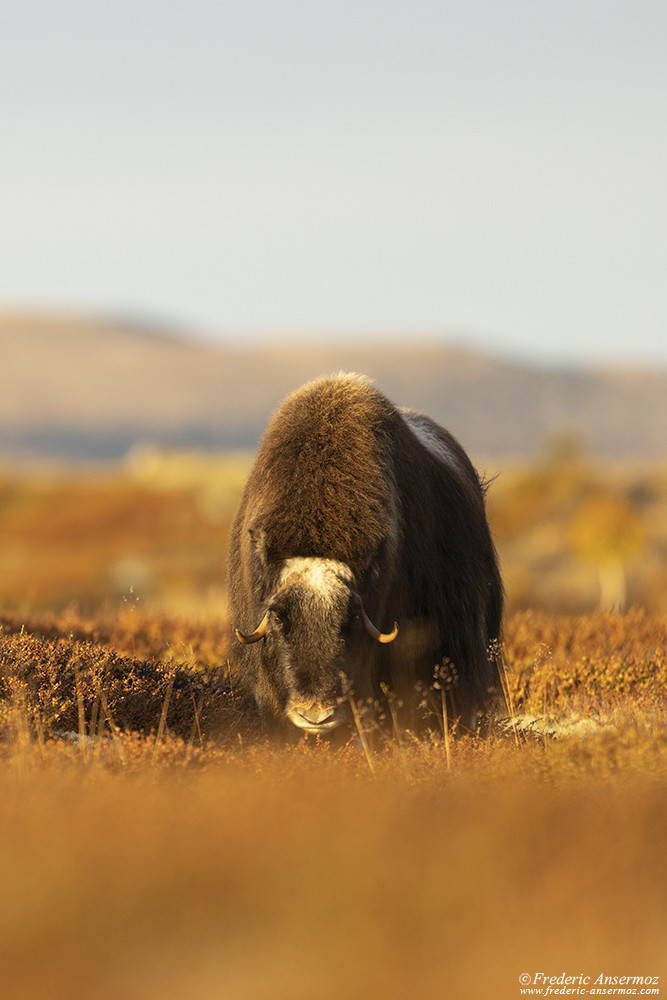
[234,611,270,644]
[362,610,399,644]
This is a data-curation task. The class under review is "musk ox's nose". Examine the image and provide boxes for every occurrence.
[286,701,342,732]
[299,704,335,726]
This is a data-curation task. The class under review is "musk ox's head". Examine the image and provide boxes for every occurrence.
[234,557,397,734]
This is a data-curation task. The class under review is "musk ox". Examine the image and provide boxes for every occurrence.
[228,373,504,739]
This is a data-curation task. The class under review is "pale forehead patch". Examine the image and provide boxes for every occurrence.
[279,557,354,595]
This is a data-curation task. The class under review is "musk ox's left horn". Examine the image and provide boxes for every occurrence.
[362,610,399,644]
[234,611,270,644]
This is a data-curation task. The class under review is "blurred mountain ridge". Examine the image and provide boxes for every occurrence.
[2,311,665,461]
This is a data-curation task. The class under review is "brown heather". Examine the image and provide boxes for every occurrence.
[505,607,667,710]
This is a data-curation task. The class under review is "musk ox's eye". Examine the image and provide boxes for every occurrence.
[344,611,362,638]
[270,607,290,630]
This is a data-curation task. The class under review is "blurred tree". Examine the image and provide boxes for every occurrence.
[488,432,589,537]
[541,430,588,468]
[569,493,646,611]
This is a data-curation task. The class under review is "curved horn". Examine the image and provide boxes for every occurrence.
[234,611,270,645]
[362,609,399,644]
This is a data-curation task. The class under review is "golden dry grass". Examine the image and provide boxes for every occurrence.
[1,606,666,999]
[2,744,665,1000]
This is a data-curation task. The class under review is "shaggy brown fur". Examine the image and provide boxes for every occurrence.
[228,373,504,737]
[241,374,395,572]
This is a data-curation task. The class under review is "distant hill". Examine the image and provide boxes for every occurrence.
[2,311,665,461]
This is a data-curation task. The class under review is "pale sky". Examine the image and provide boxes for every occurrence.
[2,0,666,365]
